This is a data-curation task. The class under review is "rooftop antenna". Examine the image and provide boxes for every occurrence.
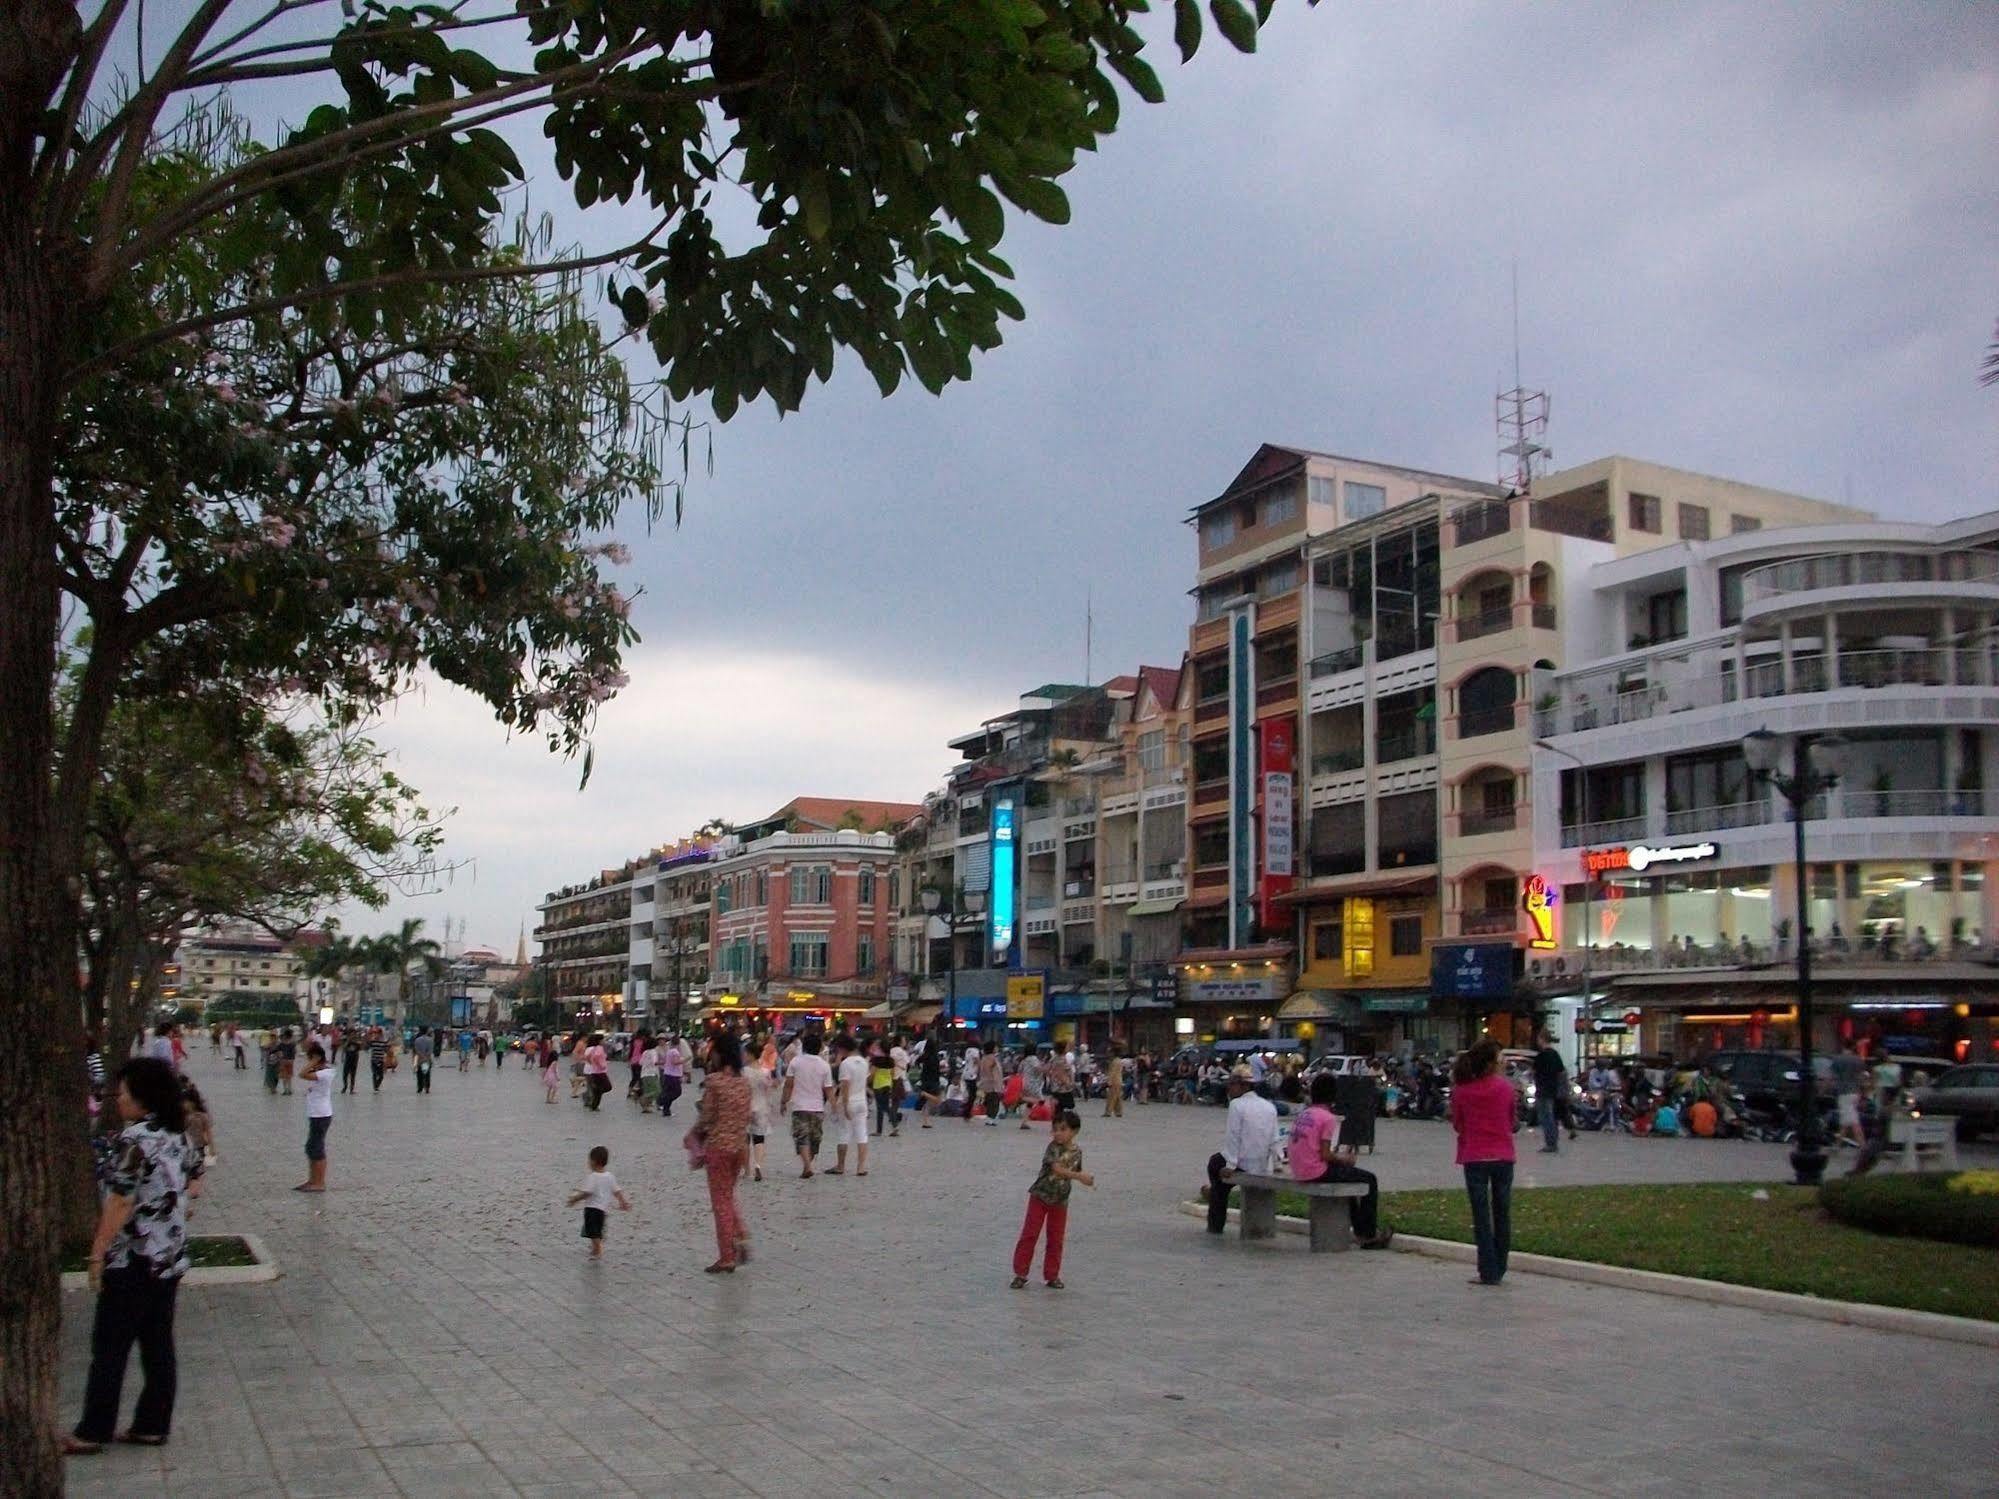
[1497,261,1551,493]
[1085,584,1093,687]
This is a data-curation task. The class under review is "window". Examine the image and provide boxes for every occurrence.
[1481,875,1517,911]
[754,870,767,906]
[1260,487,1298,527]
[889,870,901,911]
[1201,510,1236,549]
[1678,502,1710,541]
[1192,739,1228,782]
[1310,802,1365,877]
[1313,922,1342,961]
[1628,492,1661,533]
[1730,514,1762,535]
[1344,482,1387,523]
[857,935,875,974]
[1193,822,1231,868]
[1666,748,1753,815]
[1195,659,1229,700]
[1457,667,1517,738]
[1453,499,1510,546]
[1257,558,1299,598]
[1389,915,1424,957]
[788,932,828,976]
[858,868,875,906]
[1138,730,1165,772]
[1308,475,1336,511]
[1378,789,1437,868]
[788,865,831,904]
[1645,588,1687,644]
[716,879,732,915]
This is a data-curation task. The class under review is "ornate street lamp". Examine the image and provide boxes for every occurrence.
[1742,727,1847,1186]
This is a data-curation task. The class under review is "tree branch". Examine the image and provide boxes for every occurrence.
[80,222,669,376]
[30,0,132,198]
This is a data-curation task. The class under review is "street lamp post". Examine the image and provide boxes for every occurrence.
[1743,727,1847,1187]
[921,886,986,1049]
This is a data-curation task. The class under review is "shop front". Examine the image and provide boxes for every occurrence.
[1171,953,1293,1045]
[1611,977,1999,1066]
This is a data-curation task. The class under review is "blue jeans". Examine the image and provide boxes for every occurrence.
[1463,1161,1513,1283]
[1537,1092,1559,1150]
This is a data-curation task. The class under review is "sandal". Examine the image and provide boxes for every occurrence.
[855,1169,868,1177]
[702,1261,735,1274]
[117,1432,168,1446]
[1045,1278,1066,1290]
[61,1437,105,1456]
[1009,1275,1027,1289]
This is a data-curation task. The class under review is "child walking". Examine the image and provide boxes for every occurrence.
[567,1146,630,1258]
[1011,1110,1094,1290]
[541,1046,561,1106]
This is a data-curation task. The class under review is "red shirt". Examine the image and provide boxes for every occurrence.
[1450,1073,1517,1165]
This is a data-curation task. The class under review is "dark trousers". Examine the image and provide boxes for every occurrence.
[1206,1152,1235,1233]
[415,1061,431,1093]
[370,1060,385,1091]
[341,1054,359,1093]
[1463,1161,1514,1284]
[232,1049,246,1069]
[76,1268,179,1442]
[1315,1160,1381,1239]
[873,1086,896,1135]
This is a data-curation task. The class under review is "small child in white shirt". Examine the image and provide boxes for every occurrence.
[566,1146,630,1257]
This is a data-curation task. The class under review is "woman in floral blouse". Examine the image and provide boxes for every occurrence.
[696,1032,754,1274]
[65,1057,204,1454]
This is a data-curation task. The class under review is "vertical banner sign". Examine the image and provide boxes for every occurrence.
[1228,607,1257,948]
[989,796,1017,964]
[1522,873,1558,950]
[1258,716,1295,931]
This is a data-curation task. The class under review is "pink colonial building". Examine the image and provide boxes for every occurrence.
[703,796,922,1031]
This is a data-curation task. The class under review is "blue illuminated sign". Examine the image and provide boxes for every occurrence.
[989,797,1017,962]
[1431,943,1515,1000]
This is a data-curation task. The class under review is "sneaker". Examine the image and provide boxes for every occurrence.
[1045,1278,1065,1290]
[1537,1146,1559,1154]
[1360,1229,1395,1250]
[1009,1275,1027,1289]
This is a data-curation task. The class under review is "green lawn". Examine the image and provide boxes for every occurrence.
[1274,1182,1999,1323]
[62,1235,258,1274]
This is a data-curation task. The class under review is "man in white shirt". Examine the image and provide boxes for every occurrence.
[827,1033,872,1175]
[779,1031,833,1179]
[1206,1065,1278,1234]
[958,1045,982,1126]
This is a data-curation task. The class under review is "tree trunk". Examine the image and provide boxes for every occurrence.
[0,199,80,1499]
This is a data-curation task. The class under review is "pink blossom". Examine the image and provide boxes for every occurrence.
[599,542,631,566]
[213,382,238,404]
[261,516,297,548]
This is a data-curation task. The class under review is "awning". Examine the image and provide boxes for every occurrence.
[1278,991,1340,1021]
[898,1003,941,1026]
[1128,898,1185,917]
[1276,874,1437,904]
[862,1002,894,1019]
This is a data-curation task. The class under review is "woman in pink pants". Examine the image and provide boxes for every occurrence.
[696,1033,753,1274]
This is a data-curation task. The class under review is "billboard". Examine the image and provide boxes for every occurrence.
[1430,942,1516,1000]
[989,796,1017,964]
[1259,716,1295,931]
[1228,607,1256,947]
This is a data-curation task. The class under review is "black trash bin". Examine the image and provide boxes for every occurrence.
[1332,1075,1378,1153]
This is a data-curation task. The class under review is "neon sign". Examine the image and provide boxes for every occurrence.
[1582,841,1718,876]
[1522,874,1558,950]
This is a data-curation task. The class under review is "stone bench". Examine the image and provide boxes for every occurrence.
[1888,1116,1960,1172]
[1232,1173,1369,1252]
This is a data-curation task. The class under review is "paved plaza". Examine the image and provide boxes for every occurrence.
[60,1049,1999,1499]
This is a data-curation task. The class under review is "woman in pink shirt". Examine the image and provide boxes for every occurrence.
[1450,1039,1517,1286]
[583,1035,611,1111]
[1288,1073,1392,1247]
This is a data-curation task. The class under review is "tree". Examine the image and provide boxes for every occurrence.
[371,917,444,1025]
[2,2,1307,1483]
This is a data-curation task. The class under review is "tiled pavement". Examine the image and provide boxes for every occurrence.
[59,1050,1999,1498]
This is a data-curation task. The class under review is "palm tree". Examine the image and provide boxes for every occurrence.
[373,918,444,1025]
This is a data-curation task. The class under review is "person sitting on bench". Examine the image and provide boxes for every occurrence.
[1289,1073,1395,1249]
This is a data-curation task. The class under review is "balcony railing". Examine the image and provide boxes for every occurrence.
[1459,705,1516,738]
[1376,726,1437,764]
[1743,549,1999,606]
[1452,500,1512,547]
[1025,895,1056,911]
[1664,800,1769,835]
[1460,908,1516,936]
[1455,606,1514,642]
[1530,603,1558,630]
[1844,788,1989,818]
[1313,747,1365,776]
[1309,645,1365,678]
[1143,859,1184,880]
[1256,679,1297,708]
[1560,814,1647,848]
[1459,808,1517,837]
[1310,850,1366,878]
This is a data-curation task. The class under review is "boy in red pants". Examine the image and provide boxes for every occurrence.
[1011,1110,1095,1289]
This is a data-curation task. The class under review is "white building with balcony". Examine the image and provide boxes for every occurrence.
[1530,511,1999,1065]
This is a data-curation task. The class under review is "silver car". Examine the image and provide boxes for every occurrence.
[1909,1064,1999,1141]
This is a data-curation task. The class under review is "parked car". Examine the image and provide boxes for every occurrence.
[1701,1049,1837,1123]
[1909,1064,1999,1140]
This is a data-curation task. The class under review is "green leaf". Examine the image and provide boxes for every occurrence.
[958,185,1005,247]
[1211,0,1258,52]
[1174,0,1203,60]
[997,174,1071,225]
[1108,50,1165,104]
[800,175,832,241]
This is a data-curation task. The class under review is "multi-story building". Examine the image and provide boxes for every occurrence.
[176,923,321,1012]
[1180,443,1873,1056]
[535,862,640,1024]
[1528,504,1999,1066]
[699,796,920,1032]
[650,838,717,1031]
[1182,445,1503,1048]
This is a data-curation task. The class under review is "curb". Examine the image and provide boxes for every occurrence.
[1176,1202,1999,1348]
[61,1233,280,1293]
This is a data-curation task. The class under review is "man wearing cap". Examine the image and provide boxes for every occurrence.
[1206,1064,1278,1234]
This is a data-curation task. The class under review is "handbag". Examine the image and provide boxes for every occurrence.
[683,1126,708,1170]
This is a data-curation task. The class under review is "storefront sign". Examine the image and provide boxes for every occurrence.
[1187,975,1284,1003]
[1582,841,1719,876]
[1576,1016,1629,1034]
[1361,992,1429,1013]
[1229,607,1256,947]
[1005,974,1046,1019]
[1522,874,1558,950]
[990,797,1017,962]
[1431,942,1515,1000]
[1343,897,1375,979]
[1259,718,1295,931]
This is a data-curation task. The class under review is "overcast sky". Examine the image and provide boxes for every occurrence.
[324,1,1997,954]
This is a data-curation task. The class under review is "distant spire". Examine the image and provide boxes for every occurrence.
[515,921,528,969]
